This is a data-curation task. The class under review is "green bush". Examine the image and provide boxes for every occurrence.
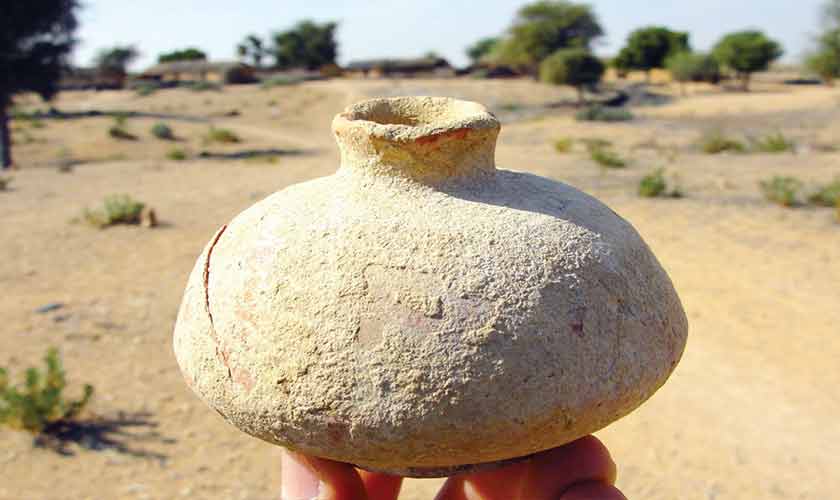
[751,132,795,153]
[108,115,136,141]
[666,51,720,85]
[587,142,626,168]
[0,348,93,434]
[150,122,175,140]
[205,127,241,144]
[638,168,683,198]
[83,194,145,228]
[133,81,160,97]
[554,137,574,153]
[808,178,840,207]
[167,148,188,161]
[539,48,605,103]
[699,130,746,154]
[187,81,222,92]
[575,105,634,122]
[760,176,802,207]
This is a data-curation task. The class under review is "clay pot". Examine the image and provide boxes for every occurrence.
[173,96,688,477]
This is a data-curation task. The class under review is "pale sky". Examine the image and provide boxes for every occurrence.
[74,0,825,70]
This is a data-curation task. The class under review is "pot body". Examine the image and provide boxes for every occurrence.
[173,97,688,476]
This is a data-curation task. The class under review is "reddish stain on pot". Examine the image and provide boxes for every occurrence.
[415,127,469,146]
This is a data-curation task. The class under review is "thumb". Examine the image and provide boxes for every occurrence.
[281,449,368,500]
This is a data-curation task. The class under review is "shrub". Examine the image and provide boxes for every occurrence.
[83,194,145,228]
[167,148,188,161]
[638,168,683,198]
[666,52,720,89]
[751,132,795,153]
[0,177,11,191]
[575,105,634,122]
[588,142,626,168]
[760,176,802,207]
[699,130,746,154]
[108,115,136,141]
[133,81,160,97]
[0,348,93,434]
[187,81,222,92]
[150,122,175,140]
[808,178,840,207]
[554,137,574,153]
[205,127,241,144]
[712,30,783,91]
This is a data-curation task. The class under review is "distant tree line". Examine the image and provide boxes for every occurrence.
[236,21,338,70]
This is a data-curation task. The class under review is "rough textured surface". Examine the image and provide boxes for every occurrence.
[173,96,688,476]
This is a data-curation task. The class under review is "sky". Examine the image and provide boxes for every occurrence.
[74,0,826,70]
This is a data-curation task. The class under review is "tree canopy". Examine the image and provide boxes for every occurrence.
[713,30,782,91]
[539,48,605,103]
[616,26,690,76]
[237,35,266,68]
[466,37,500,64]
[94,45,139,74]
[806,1,840,84]
[271,21,338,70]
[666,52,720,93]
[0,0,80,168]
[488,1,603,72]
[158,48,207,63]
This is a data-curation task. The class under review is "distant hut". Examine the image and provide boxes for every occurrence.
[59,67,126,90]
[138,61,256,85]
[344,57,455,78]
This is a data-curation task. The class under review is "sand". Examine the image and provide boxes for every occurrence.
[1,77,839,499]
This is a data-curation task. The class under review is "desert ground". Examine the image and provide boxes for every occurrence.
[1,75,839,499]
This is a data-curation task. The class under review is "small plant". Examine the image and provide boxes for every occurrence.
[588,142,627,168]
[751,131,795,153]
[205,127,241,144]
[575,105,634,123]
[760,176,803,207]
[808,178,840,207]
[699,130,746,154]
[150,122,175,140]
[187,81,222,92]
[167,148,188,161]
[108,115,136,141]
[554,137,574,153]
[83,194,145,228]
[0,176,12,191]
[638,168,683,198]
[0,348,93,434]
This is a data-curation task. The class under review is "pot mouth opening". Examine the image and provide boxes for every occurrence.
[333,96,499,141]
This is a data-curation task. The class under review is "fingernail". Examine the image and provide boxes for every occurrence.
[281,450,322,500]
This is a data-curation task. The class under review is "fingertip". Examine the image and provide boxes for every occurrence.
[357,469,403,500]
[281,450,322,500]
[280,450,367,500]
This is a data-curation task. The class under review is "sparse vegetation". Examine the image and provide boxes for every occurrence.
[760,176,803,207]
[205,127,241,144]
[587,142,626,168]
[699,130,746,154]
[133,81,160,97]
[187,81,222,92]
[750,131,795,153]
[108,115,137,141]
[539,48,605,103]
[83,194,145,228]
[666,52,721,92]
[554,137,574,153]
[150,122,175,140]
[575,105,634,122]
[167,148,188,161]
[0,176,11,191]
[639,168,683,198]
[808,178,840,207]
[260,75,304,89]
[0,348,94,434]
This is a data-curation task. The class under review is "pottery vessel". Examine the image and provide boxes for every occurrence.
[173,96,688,477]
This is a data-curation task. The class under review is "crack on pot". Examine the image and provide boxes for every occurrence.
[203,224,228,330]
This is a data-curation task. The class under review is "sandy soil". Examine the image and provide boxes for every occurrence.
[1,77,839,499]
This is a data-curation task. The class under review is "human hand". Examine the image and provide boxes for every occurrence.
[280,435,626,500]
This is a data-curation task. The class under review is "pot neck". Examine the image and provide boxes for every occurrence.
[332,97,501,185]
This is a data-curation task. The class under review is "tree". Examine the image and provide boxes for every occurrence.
[666,52,720,94]
[466,37,500,64]
[713,31,783,91]
[94,45,139,75]
[158,48,207,63]
[806,2,840,85]
[236,35,266,68]
[539,48,605,104]
[488,1,604,73]
[617,26,690,81]
[270,21,338,70]
[0,1,80,169]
